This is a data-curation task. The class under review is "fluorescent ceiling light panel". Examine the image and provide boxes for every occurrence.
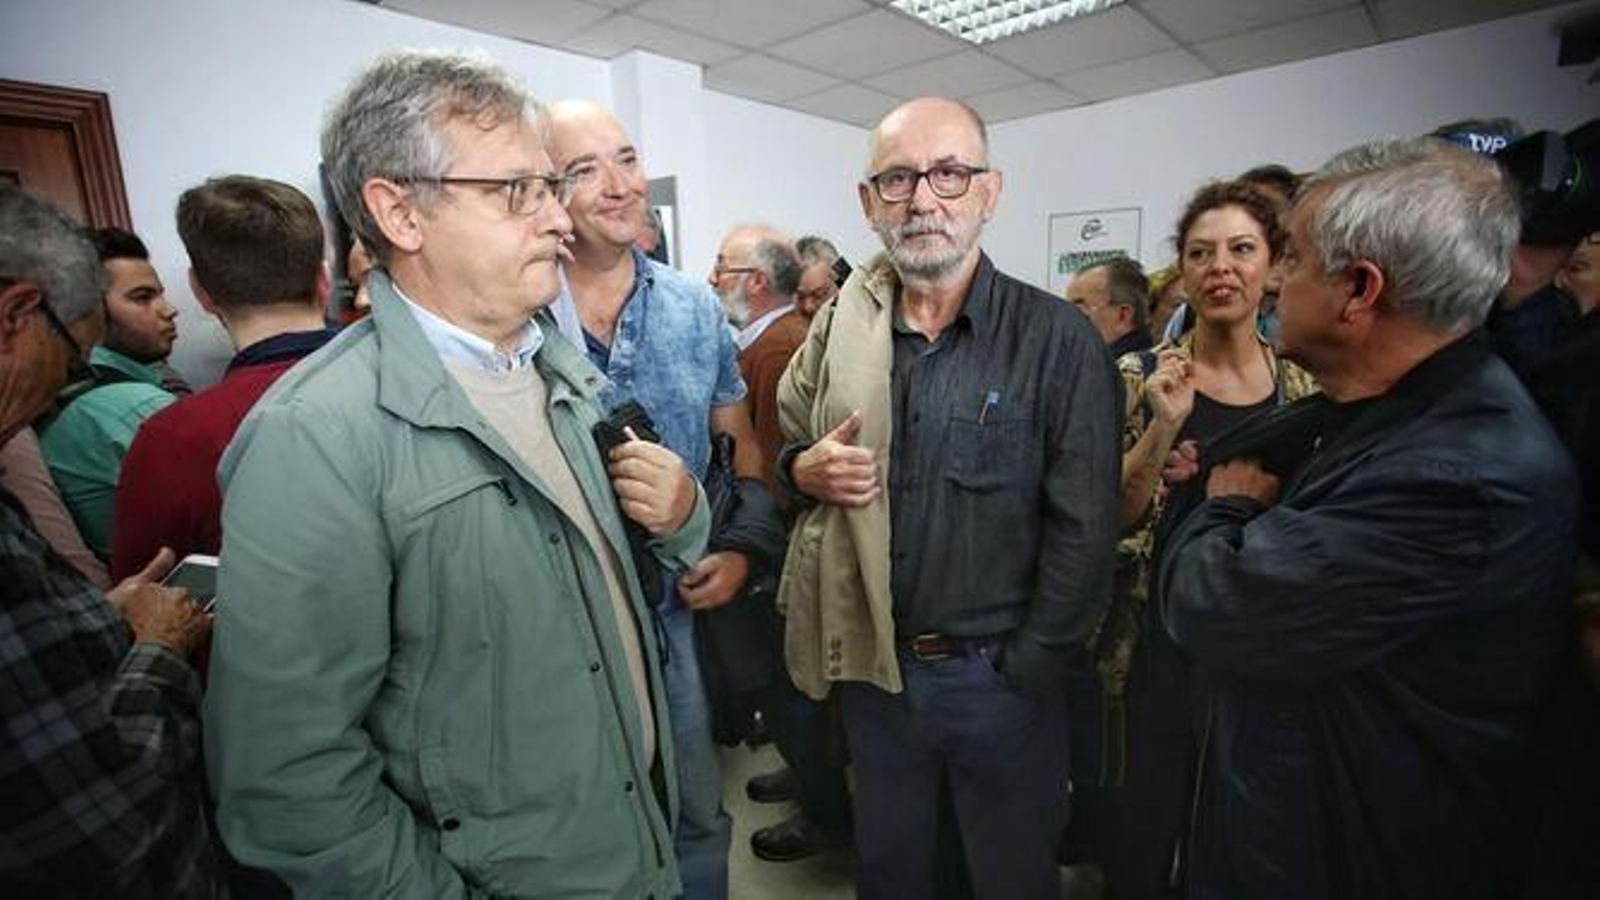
[890,0,1126,45]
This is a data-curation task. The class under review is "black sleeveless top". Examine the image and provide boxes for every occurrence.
[1178,390,1277,448]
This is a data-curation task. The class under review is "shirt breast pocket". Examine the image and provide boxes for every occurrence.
[944,416,1041,493]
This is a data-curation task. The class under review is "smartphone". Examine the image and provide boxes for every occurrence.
[161,554,220,612]
[592,400,661,459]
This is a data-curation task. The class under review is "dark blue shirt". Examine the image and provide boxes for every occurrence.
[886,255,1121,660]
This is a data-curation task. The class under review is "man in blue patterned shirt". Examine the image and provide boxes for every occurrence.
[0,185,220,897]
[548,100,761,900]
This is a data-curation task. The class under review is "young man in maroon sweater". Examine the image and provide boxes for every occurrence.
[110,175,337,581]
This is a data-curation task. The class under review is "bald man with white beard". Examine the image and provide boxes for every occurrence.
[775,97,1120,898]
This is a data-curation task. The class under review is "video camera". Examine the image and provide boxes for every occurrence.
[1436,116,1600,246]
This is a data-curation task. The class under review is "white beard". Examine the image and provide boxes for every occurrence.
[873,213,975,284]
[720,282,751,327]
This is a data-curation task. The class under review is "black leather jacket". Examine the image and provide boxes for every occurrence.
[1161,336,1577,900]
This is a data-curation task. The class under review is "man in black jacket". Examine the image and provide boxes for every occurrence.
[1160,138,1577,900]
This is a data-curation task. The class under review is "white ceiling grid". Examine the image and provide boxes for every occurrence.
[367,0,1576,126]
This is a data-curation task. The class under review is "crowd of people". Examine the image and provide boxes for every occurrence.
[1,46,1595,900]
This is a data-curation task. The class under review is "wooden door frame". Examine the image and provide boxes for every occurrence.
[0,78,132,228]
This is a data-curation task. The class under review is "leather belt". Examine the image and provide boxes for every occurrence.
[903,632,981,662]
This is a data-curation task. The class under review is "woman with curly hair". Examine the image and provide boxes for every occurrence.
[1078,180,1318,899]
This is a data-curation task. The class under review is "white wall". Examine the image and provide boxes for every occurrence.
[611,51,716,275]
[703,91,878,273]
[0,0,610,384]
[5,0,1595,383]
[985,1,1599,290]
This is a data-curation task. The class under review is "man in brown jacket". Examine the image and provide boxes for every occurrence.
[713,224,810,505]
[711,223,852,862]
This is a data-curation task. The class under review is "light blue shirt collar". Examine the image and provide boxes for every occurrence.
[735,304,795,351]
[548,248,657,352]
[394,284,543,373]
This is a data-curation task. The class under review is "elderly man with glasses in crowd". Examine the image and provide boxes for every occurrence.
[203,51,709,898]
[1161,138,1577,899]
[0,185,222,897]
[774,96,1120,899]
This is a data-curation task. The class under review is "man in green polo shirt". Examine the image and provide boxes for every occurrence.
[40,228,177,557]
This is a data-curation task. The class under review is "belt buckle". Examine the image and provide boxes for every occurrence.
[909,632,957,661]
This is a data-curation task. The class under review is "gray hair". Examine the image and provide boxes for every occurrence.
[732,225,802,299]
[796,235,841,271]
[1093,256,1151,331]
[1303,137,1519,330]
[321,49,535,265]
[0,185,106,324]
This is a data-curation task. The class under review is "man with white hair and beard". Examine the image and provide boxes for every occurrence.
[710,224,807,497]
[775,97,1120,898]
[710,223,854,862]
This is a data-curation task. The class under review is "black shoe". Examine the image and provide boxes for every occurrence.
[745,767,796,804]
[750,813,850,863]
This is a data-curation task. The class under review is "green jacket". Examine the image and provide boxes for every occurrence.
[204,273,706,899]
[39,345,174,555]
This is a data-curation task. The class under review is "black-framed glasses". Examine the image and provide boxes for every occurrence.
[401,172,576,215]
[867,163,989,202]
[37,297,95,383]
[712,263,760,278]
[796,285,837,305]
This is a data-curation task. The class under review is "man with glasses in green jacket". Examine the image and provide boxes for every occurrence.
[203,50,708,899]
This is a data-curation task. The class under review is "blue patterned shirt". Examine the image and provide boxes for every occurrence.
[554,250,745,480]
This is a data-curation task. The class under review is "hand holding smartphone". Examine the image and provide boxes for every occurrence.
[161,554,220,612]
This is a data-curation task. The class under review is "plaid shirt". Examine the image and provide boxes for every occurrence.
[0,488,221,898]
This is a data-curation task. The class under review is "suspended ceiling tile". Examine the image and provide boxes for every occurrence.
[1056,47,1215,101]
[1368,0,1569,40]
[564,12,743,64]
[964,80,1086,123]
[384,0,613,45]
[1195,5,1378,74]
[865,49,1036,98]
[704,53,841,102]
[1134,0,1358,44]
[768,8,968,80]
[985,5,1176,78]
[786,82,905,128]
[630,0,874,49]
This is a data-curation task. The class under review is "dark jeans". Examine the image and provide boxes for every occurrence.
[841,640,1070,900]
[759,674,852,831]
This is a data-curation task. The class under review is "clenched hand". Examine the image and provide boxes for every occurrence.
[609,428,698,536]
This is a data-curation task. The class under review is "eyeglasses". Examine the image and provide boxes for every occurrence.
[796,286,837,305]
[37,298,95,384]
[867,163,989,203]
[1069,296,1128,313]
[712,263,760,279]
[401,172,575,215]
